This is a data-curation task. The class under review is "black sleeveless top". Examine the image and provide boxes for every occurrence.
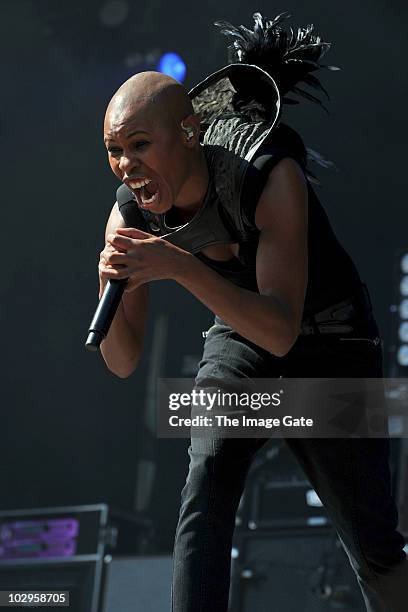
[194,179,362,316]
[117,126,364,320]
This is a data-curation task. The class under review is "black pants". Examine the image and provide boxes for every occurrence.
[171,313,407,612]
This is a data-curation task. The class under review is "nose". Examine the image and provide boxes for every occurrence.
[118,151,140,176]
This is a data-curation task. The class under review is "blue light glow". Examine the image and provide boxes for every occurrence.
[397,345,408,367]
[157,52,186,82]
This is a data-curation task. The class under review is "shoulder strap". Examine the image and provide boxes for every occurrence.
[240,144,299,229]
[239,122,309,230]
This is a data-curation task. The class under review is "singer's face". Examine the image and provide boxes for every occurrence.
[104,100,193,215]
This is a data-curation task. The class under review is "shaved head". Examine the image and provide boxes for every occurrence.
[104,71,194,136]
[103,71,206,218]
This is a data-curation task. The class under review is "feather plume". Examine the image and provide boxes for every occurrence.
[214,12,340,112]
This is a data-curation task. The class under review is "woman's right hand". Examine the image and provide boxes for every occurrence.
[98,241,127,298]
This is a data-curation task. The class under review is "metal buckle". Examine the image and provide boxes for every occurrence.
[300,285,373,336]
[301,297,357,336]
[314,298,355,323]
[300,319,321,335]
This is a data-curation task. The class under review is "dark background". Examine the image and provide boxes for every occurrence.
[1,1,407,551]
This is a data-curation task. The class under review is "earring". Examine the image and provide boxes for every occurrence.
[181,123,194,140]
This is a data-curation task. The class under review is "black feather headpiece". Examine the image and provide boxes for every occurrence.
[214,12,340,112]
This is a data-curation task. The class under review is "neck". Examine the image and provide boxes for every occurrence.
[172,146,209,222]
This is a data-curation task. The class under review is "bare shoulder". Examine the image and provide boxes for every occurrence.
[105,201,126,238]
[254,157,308,231]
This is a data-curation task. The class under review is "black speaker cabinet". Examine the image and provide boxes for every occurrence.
[101,555,173,612]
[0,559,101,611]
[236,439,330,531]
[229,527,365,612]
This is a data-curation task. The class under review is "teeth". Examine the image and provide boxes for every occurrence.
[129,178,151,189]
[141,191,158,205]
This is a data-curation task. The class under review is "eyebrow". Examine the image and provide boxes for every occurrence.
[104,129,150,143]
[128,130,149,137]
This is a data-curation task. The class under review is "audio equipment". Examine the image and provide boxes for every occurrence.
[101,555,173,612]
[0,504,153,612]
[229,528,365,611]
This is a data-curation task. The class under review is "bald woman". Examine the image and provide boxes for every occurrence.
[97,70,408,612]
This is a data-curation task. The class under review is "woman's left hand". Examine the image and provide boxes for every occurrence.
[101,227,191,292]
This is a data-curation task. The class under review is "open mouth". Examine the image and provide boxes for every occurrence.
[128,177,160,207]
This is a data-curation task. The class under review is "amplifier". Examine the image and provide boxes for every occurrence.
[101,555,173,612]
[0,503,152,612]
[245,471,329,530]
[229,527,365,611]
[237,440,330,530]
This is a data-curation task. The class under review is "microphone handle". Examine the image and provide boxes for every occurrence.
[85,278,127,351]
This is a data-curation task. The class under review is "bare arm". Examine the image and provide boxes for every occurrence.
[174,158,308,356]
[98,202,149,378]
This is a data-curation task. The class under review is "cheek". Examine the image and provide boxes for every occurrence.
[108,157,122,180]
[158,144,185,184]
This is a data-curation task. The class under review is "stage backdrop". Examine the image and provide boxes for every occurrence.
[1,0,407,551]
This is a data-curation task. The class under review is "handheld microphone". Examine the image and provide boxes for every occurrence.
[85,278,127,351]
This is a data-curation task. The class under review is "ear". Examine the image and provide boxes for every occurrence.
[180,113,201,147]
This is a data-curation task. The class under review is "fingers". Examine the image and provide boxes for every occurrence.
[98,226,149,288]
[106,227,153,251]
[100,248,123,265]
[106,233,133,250]
[105,241,127,253]
[99,247,128,279]
[105,233,127,252]
[99,245,124,270]
[98,261,129,280]
[103,251,128,265]
[107,227,151,247]
[99,261,144,287]
[116,227,151,239]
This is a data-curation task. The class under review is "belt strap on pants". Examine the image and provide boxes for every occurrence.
[300,283,373,335]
